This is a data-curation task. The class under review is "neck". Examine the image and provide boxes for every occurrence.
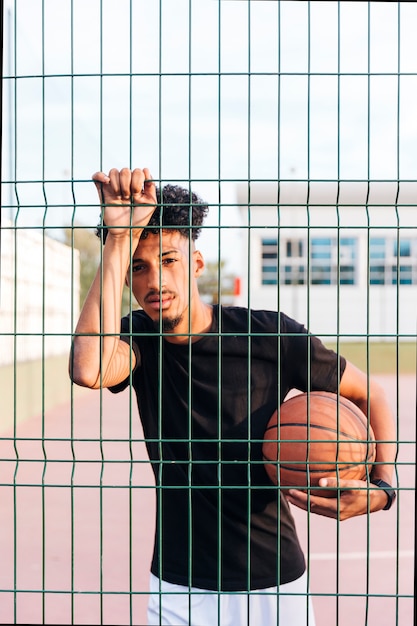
[163,300,213,344]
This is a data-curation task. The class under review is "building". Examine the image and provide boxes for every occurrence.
[0,221,80,428]
[235,181,417,341]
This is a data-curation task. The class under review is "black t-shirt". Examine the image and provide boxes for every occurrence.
[110,305,346,591]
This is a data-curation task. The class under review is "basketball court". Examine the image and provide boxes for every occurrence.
[0,374,414,625]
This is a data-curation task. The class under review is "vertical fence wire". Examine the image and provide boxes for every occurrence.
[156,3,164,621]
[11,2,18,622]
[364,7,372,623]
[335,4,343,621]
[394,8,401,625]
[69,1,76,623]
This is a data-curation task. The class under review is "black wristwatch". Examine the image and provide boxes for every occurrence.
[371,479,397,511]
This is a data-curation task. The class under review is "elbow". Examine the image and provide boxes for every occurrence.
[368,376,388,405]
[68,344,100,389]
[69,368,100,390]
[69,363,99,389]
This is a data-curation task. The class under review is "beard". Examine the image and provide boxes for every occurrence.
[152,315,183,332]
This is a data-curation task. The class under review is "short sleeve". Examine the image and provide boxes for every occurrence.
[280,313,346,393]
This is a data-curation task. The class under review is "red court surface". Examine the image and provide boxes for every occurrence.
[0,374,414,625]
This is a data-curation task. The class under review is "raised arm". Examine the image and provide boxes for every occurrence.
[69,167,156,389]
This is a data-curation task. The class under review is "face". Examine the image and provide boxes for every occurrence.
[127,231,205,332]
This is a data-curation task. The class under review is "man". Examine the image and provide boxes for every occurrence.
[70,167,396,626]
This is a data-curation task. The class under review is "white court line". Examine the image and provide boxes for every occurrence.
[309,550,414,561]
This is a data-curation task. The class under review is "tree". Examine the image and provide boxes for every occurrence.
[64,225,100,308]
[65,225,139,314]
[198,260,238,305]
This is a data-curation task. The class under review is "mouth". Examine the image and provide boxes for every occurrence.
[144,292,174,312]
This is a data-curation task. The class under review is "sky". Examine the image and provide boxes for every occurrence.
[2,0,417,270]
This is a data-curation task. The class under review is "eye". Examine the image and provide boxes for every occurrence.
[162,257,176,266]
[132,263,145,273]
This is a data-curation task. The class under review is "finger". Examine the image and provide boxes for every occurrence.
[320,477,365,491]
[319,477,338,489]
[130,168,145,200]
[92,172,110,204]
[286,489,309,508]
[92,171,110,184]
[119,168,133,200]
[142,168,156,201]
[287,490,340,518]
[108,168,122,198]
[285,497,307,513]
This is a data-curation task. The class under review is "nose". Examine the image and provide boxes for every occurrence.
[147,264,165,291]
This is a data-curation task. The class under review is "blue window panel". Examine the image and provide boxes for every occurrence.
[311,238,332,259]
[370,265,385,284]
[312,238,332,246]
[394,239,411,258]
[340,238,357,260]
[340,265,355,285]
[286,240,304,258]
[370,238,386,259]
[281,265,305,285]
[392,265,413,285]
[311,266,332,285]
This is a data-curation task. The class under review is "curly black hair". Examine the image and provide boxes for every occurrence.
[96,184,209,244]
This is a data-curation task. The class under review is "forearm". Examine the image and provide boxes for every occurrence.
[340,361,397,484]
[70,234,139,388]
[366,381,397,484]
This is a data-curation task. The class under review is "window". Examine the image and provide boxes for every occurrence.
[394,239,411,258]
[261,237,357,286]
[261,239,279,284]
[370,238,417,285]
[339,238,357,285]
[262,239,306,285]
[286,240,303,258]
[370,238,386,260]
[311,238,332,284]
[261,236,417,287]
[281,239,305,285]
[311,237,357,285]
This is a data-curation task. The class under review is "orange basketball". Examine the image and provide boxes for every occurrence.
[262,391,376,497]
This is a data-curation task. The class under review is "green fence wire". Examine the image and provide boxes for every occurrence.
[1,1,416,625]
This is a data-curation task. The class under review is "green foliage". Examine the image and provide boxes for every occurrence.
[198,260,237,305]
[64,225,100,308]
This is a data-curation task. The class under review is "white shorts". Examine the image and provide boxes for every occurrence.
[147,571,316,626]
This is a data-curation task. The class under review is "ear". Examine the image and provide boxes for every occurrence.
[193,250,205,277]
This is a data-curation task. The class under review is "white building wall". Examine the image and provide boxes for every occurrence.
[235,182,417,340]
[0,221,80,365]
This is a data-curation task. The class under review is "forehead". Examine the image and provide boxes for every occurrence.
[133,231,192,259]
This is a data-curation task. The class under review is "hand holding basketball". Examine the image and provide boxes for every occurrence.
[261,391,389,519]
[285,477,390,521]
[262,391,376,495]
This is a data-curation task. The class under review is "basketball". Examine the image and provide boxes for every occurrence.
[262,391,376,497]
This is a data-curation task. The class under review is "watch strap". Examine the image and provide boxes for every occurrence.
[371,479,396,511]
